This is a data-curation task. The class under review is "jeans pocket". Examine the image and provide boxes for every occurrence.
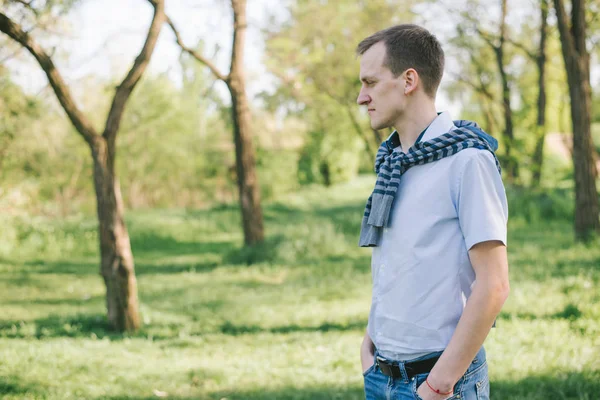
[475,375,490,400]
[362,363,376,377]
[412,373,428,400]
[414,373,463,400]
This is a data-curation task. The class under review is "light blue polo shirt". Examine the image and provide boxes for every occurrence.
[367,111,508,361]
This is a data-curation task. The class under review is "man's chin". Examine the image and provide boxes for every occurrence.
[370,121,390,131]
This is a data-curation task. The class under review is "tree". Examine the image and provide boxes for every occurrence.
[553,0,600,240]
[503,0,550,187]
[531,0,549,187]
[164,0,264,246]
[469,0,519,181]
[0,0,166,331]
[263,0,413,184]
[447,27,502,135]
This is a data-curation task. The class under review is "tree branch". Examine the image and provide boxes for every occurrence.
[164,14,228,82]
[9,0,39,16]
[0,12,98,145]
[104,0,166,143]
[449,71,495,101]
[504,36,536,60]
[474,25,499,51]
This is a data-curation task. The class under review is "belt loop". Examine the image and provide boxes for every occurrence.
[398,360,409,383]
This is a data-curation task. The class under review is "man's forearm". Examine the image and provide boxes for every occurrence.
[427,280,509,391]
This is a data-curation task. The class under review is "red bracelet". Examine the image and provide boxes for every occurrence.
[425,377,453,396]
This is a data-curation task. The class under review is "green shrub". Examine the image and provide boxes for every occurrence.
[224,220,351,265]
[297,129,362,186]
[257,149,300,200]
[506,186,574,223]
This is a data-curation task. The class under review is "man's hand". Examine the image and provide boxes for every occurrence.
[416,380,453,400]
[360,331,375,373]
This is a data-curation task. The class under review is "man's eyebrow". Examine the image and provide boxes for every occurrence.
[360,76,376,82]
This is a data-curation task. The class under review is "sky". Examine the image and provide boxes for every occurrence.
[5,0,468,115]
[7,0,282,101]
[4,0,598,119]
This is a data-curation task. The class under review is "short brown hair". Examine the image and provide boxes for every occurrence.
[356,24,445,97]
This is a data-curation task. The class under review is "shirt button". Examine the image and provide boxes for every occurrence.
[380,264,385,269]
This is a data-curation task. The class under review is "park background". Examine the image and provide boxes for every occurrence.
[1,0,599,399]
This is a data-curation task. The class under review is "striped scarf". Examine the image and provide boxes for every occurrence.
[359,120,501,247]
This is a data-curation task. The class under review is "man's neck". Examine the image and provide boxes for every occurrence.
[394,104,438,150]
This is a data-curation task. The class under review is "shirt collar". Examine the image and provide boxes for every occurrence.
[420,111,456,142]
[388,112,456,153]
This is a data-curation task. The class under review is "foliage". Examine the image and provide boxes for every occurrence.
[0,66,305,213]
[0,67,41,172]
[593,92,600,123]
[505,185,574,224]
[263,0,414,185]
[592,123,600,155]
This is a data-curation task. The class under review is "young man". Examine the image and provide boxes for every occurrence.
[356,25,510,400]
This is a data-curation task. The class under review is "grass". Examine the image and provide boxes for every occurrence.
[0,176,599,399]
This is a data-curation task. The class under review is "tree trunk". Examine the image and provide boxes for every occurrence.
[553,0,600,241]
[92,138,140,331]
[229,0,264,245]
[569,73,599,240]
[319,161,331,187]
[495,0,519,181]
[531,0,549,187]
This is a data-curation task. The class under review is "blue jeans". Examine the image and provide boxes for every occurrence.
[363,347,490,400]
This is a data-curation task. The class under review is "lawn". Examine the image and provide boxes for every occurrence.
[0,177,599,399]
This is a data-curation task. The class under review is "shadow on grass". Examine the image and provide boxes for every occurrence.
[498,303,585,322]
[492,371,600,399]
[100,372,600,400]
[135,262,219,276]
[102,385,365,400]
[0,312,210,341]
[1,295,103,306]
[2,235,231,276]
[219,319,366,335]
[20,258,221,276]
[0,375,48,398]
[0,313,114,340]
[0,381,32,397]
[131,233,236,258]
[3,259,99,276]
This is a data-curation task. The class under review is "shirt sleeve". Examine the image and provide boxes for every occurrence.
[456,150,508,250]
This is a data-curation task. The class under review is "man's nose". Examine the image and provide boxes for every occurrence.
[357,90,371,106]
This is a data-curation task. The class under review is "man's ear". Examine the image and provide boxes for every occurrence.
[403,68,419,95]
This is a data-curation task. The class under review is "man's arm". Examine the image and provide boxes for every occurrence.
[418,240,510,398]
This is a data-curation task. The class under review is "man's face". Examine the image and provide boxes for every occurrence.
[357,42,406,130]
